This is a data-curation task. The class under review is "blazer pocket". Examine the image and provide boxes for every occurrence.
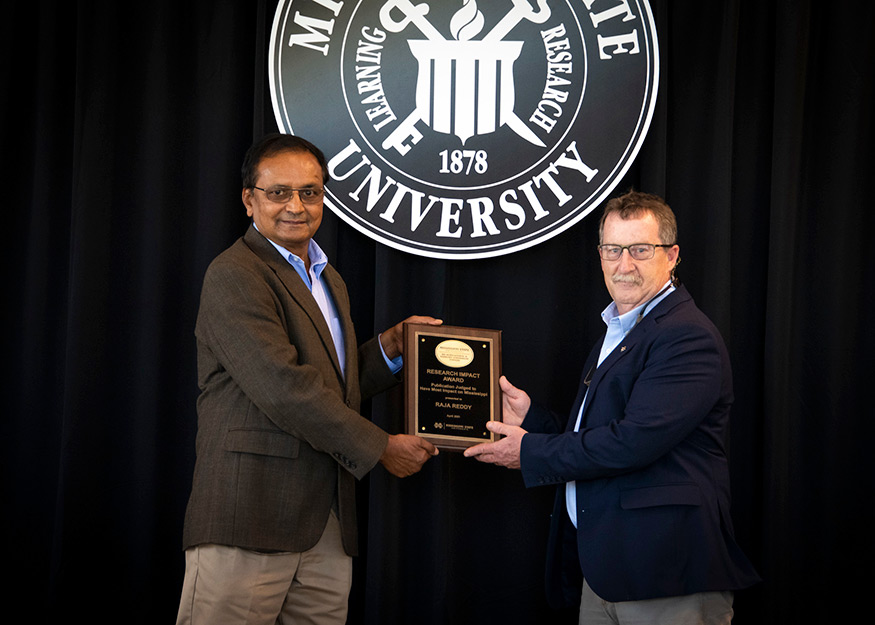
[224,428,300,458]
[620,483,702,509]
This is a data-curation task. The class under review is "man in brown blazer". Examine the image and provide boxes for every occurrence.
[176,134,440,625]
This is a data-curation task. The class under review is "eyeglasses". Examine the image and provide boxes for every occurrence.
[597,243,674,261]
[252,186,324,205]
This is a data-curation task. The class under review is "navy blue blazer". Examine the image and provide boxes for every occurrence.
[520,286,760,605]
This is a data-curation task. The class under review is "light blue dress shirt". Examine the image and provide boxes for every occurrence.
[565,281,675,527]
[256,228,401,376]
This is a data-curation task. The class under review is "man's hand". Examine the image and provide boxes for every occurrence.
[379,316,442,361]
[499,376,530,427]
[463,421,526,469]
[379,434,439,477]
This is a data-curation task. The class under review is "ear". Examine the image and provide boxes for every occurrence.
[666,244,680,268]
[242,188,255,217]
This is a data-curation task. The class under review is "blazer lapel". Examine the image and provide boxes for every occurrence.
[566,341,602,432]
[573,338,638,431]
[575,286,691,429]
[321,264,356,387]
[243,226,346,381]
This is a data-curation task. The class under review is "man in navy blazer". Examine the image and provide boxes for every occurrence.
[466,191,759,623]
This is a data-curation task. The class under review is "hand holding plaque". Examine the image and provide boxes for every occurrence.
[404,323,501,451]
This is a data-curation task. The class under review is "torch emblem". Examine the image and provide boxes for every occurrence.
[380,0,551,152]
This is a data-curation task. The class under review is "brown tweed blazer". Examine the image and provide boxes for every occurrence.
[181,225,397,555]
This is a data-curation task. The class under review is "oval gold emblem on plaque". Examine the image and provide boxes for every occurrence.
[434,340,475,368]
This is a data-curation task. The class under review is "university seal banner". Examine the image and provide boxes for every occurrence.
[269,0,659,259]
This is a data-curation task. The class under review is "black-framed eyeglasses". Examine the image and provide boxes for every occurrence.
[252,186,324,205]
[597,243,675,261]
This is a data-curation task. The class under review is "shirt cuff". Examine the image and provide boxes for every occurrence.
[378,333,403,374]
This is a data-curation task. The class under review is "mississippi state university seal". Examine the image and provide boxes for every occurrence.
[269,0,659,259]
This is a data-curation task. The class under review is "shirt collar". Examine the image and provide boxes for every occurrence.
[601,279,675,330]
[253,223,328,279]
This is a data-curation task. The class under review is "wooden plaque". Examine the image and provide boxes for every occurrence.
[404,323,502,451]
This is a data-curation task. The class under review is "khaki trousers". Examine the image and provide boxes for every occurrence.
[176,511,352,625]
[578,578,734,625]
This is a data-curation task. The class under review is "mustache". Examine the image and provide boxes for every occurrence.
[611,272,643,286]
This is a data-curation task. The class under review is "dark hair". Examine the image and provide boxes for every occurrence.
[599,190,678,245]
[241,133,330,188]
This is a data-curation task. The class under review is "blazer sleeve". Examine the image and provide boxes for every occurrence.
[520,318,726,487]
[357,336,402,400]
[521,400,566,435]
[196,254,388,479]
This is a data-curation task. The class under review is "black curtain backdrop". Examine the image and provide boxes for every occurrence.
[4,1,874,623]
